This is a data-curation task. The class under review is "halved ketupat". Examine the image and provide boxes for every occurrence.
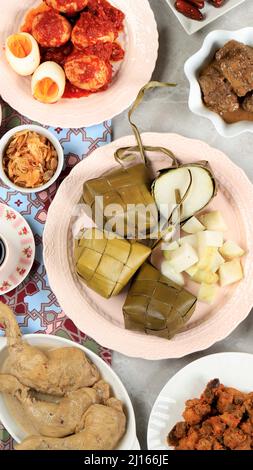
[182,217,205,234]
[219,259,244,287]
[219,240,245,260]
[152,162,217,222]
[200,211,228,232]
[198,283,218,304]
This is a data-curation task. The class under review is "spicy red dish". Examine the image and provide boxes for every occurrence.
[17,0,125,101]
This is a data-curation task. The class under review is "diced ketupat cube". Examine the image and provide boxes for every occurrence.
[200,211,228,232]
[197,247,218,270]
[198,283,218,304]
[161,261,185,286]
[185,264,199,277]
[210,251,225,273]
[180,234,198,250]
[219,259,244,287]
[163,241,180,260]
[192,270,219,285]
[167,243,199,273]
[219,240,245,260]
[197,231,224,257]
[182,216,205,234]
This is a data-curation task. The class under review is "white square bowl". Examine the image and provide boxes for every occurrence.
[166,0,246,35]
[184,27,253,137]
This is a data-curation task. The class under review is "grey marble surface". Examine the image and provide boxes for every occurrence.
[112,0,253,450]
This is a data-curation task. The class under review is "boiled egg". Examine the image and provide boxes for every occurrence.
[31,62,66,104]
[5,32,40,76]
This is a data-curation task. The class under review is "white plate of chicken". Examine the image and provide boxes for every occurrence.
[0,302,137,450]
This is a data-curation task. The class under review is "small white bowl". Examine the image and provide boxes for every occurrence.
[0,125,64,193]
[184,28,253,138]
[0,334,137,449]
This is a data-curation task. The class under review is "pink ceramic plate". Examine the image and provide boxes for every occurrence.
[0,0,158,128]
[0,204,35,294]
[43,133,253,360]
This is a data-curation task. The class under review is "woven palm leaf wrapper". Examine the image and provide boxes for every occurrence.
[74,228,151,299]
[123,263,197,339]
[83,82,178,239]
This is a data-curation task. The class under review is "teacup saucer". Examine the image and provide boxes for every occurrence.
[0,203,35,294]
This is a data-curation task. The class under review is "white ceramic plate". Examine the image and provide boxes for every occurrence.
[185,27,253,138]
[0,334,137,450]
[43,132,253,360]
[0,0,158,128]
[0,203,35,294]
[147,352,253,450]
[166,0,246,35]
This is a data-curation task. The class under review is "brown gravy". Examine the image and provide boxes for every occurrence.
[222,109,253,124]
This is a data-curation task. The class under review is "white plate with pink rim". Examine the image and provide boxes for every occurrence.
[43,132,253,360]
[147,352,253,450]
[0,203,35,294]
[0,0,158,128]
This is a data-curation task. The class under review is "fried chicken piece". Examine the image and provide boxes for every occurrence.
[240,419,253,436]
[213,440,226,450]
[200,378,221,404]
[202,417,226,437]
[195,436,213,450]
[220,407,245,428]
[243,393,253,419]
[175,427,200,450]
[183,399,211,426]
[223,428,251,450]
[16,399,126,451]
[0,374,110,438]
[168,422,189,447]
[216,386,245,413]
[0,302,100,396]
[216,40,253,97]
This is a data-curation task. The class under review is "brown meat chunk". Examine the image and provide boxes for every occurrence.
[216,40,253,97]
[199,61,239,114]
[183,399,211,425]
[242,93,253,112]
